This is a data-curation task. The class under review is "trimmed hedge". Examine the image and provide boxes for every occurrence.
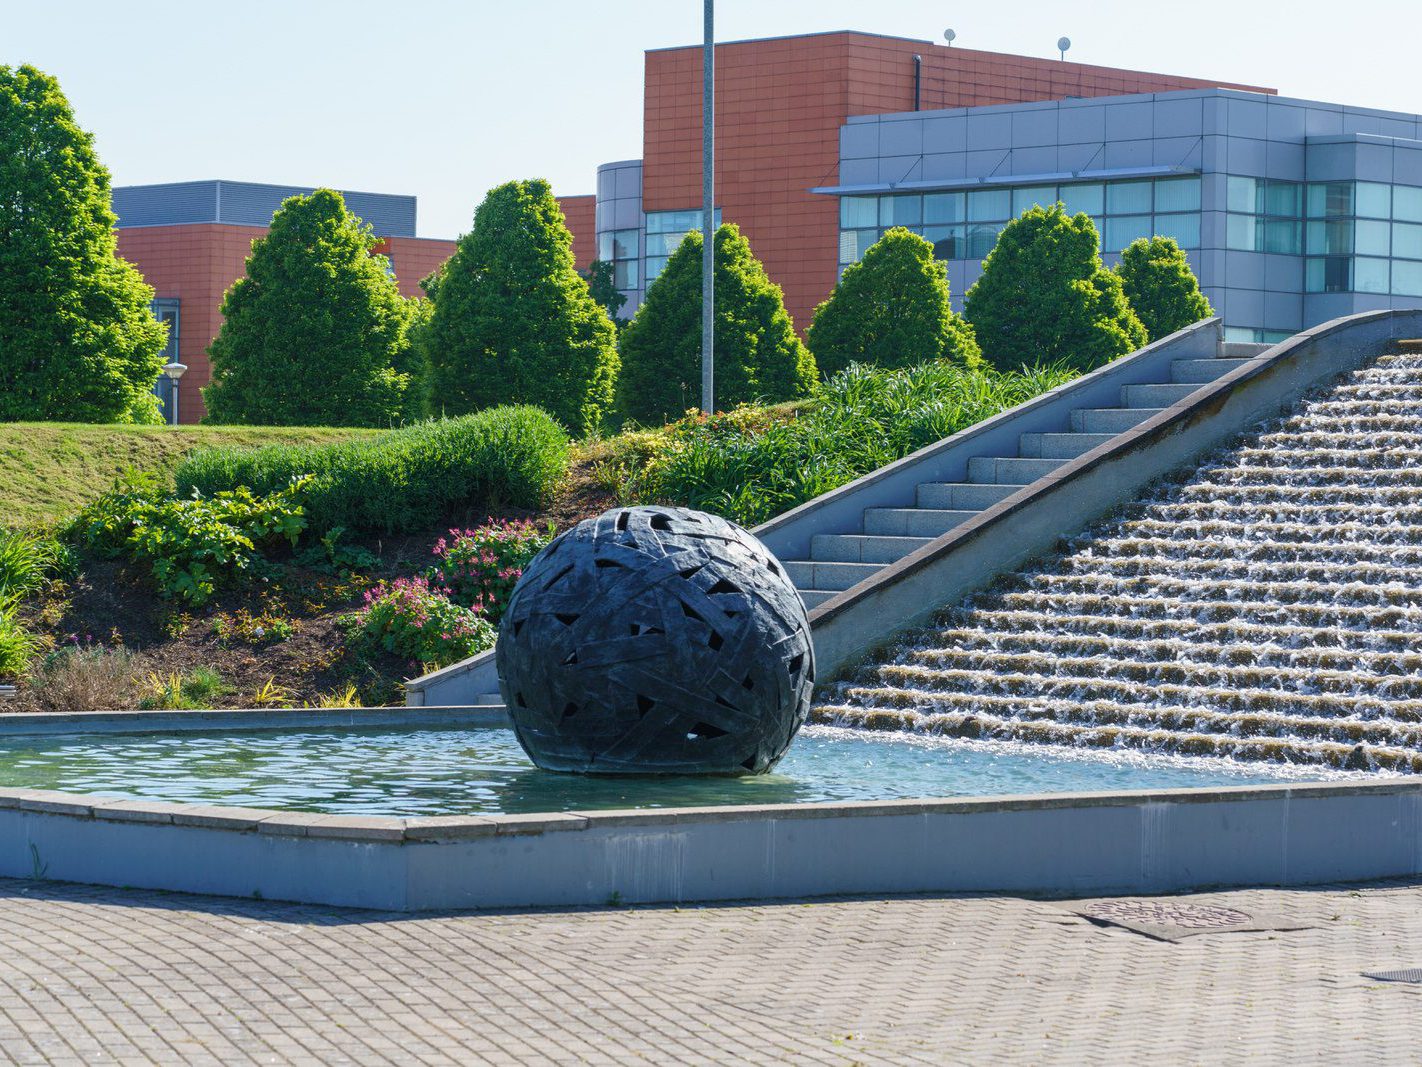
[175,406,570,534]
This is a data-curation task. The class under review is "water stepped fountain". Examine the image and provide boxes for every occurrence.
[815,343,1422,773]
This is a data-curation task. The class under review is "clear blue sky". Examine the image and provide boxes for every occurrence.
[8,0,1418,239]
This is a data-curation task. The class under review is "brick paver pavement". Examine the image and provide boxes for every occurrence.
[1,875,1420,1065]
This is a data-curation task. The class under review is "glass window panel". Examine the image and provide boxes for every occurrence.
[877,195,919,227]
[1357,182,1391,219]
[645,232,682,256]
[967,189,1011,222]
[1395,186,1422,224]
[1108,181,1153,215]
[1304,258,1325,293]
[1012,185,1057,216]
[1394,222,1422,260]
[840,196,878,229]
[1154,177,1201,214]
[839,228,882,264]
[923,224,966,260]
[611,229,638,260]
[645,256,669,282]
[612,260,639,289]
[923,192,965,225]
[1226,213,1257,251]
[1355,219,1390,256]
[1325,256,1352,292]
[1260,219,1302,255]
[1306,182,1353,219]
[597,232,614,261]
[1394,259,1422,297]
[1105,215,1152,252]
[1262,180,1301,218]
[1153,213,1200,248]
[967,223,1002,258]
[1355,256,1389,293]
[1227,177,1258,214]
[1307,220,1353,256]
[1059,182,1104,216]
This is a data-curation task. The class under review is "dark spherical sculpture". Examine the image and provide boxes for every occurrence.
[496,506,815,776]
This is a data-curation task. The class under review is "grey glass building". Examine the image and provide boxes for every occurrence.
[814,87,1422,342]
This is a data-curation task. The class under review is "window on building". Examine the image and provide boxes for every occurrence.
[1354,256,1390,293]
[1011,185,1056,216]
[1305,256,1352,294]
[153,298,180,363]
[1059,182,1104,217]
[1396,186,1422,225]
[967,189,1011,223]
[1356,182,1392,219]
[644,209,720,284]
[923,192,965,225]
[1394,259,1422,297]
[597,227,641,291]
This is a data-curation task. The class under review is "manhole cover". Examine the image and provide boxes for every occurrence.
[1363,969,1422,985]
[1083,900,1252,930]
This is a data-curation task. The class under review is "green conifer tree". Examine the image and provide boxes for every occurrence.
[1115,235,1214,342]
[203,190,413,426]
[807,227,980,379]
[964,204,1147,373]
[0,65,166,423]
[423,180,618,436]
[617,224,818,425]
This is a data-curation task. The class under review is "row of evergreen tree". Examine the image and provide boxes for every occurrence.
[0,62,1213,432]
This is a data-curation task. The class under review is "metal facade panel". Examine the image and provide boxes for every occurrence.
[113,180,416,236]
[112,181,218,227]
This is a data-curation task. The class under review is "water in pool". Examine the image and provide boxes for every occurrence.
[0,725,1370,816]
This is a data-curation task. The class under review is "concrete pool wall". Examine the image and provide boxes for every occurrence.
[0,710,1418,910]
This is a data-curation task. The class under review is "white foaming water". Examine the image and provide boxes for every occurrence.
[817,348,1422,773]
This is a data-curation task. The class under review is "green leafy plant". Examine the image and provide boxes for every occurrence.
[1115,235,1214,342]
[0,65,167,422]
[605,359,1076,526]
[423,179,619,436]
[808,227,980,378]
[212,607,297,646]
[293,526,380,577]
[965,203,1147,373]
[0,612,35,680]
[176,406,569,535]
[429,519,556,623]
[347,576,496,667]
[139,666,231,710]
[203,189,415,427]
[582,259,628,324]
[71,472,308,605]
[617,224,819,426]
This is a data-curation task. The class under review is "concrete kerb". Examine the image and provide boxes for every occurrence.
[403,318,1225,707]
[808,307,1422,680]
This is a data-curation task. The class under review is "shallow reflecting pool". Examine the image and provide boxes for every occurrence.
[0,724,1365,816]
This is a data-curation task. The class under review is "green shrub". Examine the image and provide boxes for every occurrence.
[965,203,1147,373]
[0,612,35,680]
[139,666,231,710]
[617,224,819,426]
[203,189,415,427]
[175,406,570,534]
[348,577,496,667]
[609,360,1076,526]
[1115,236,1214,342]
[429,519,556,623]
[808,227,980,378]
[71,473,307,605]
[0,529,60,605]
[423,179,619,436]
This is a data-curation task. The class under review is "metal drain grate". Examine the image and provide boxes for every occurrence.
[1082,900,1253,930]
[1363,969,1422,985]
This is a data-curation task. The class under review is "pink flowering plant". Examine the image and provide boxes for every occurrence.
[429,520,555,623]
[349,577,495,667]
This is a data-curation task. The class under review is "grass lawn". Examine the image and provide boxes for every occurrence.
[0,423,380,528]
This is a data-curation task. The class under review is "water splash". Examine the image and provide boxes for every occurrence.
[817,348,1422,773]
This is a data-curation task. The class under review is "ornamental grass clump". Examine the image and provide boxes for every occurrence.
[350,577,496,668]
[176,405,570,534]
[429,520,556,623]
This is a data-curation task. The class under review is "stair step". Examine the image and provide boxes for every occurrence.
[811,533,932,564]
[1170,357,1254,383]
[863,507,977,537]
[799,589,837,610]
[783,560,881,592]
[1120,382,1201,407]
[917,482,1019,510]
[1070,407,1162,434]
[967,456,1067,485]
[1018,432,1115,459]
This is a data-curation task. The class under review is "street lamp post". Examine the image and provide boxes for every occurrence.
[161,362,187,425]
[700,0,715,415]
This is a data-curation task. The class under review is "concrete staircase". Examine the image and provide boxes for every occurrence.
[783,341,1264,610]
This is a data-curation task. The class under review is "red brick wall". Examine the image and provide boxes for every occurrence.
[557,194,596,271]
[643,32,1274,335]
[118,226,456,423]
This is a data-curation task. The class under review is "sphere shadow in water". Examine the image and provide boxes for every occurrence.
[489,765,819,815]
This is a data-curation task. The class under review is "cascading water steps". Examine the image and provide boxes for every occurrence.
[815,341,1422,773]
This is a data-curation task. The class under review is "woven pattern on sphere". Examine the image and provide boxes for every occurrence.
[496,506,815,775]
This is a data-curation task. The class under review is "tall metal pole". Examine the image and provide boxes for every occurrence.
[700,0,715,415]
